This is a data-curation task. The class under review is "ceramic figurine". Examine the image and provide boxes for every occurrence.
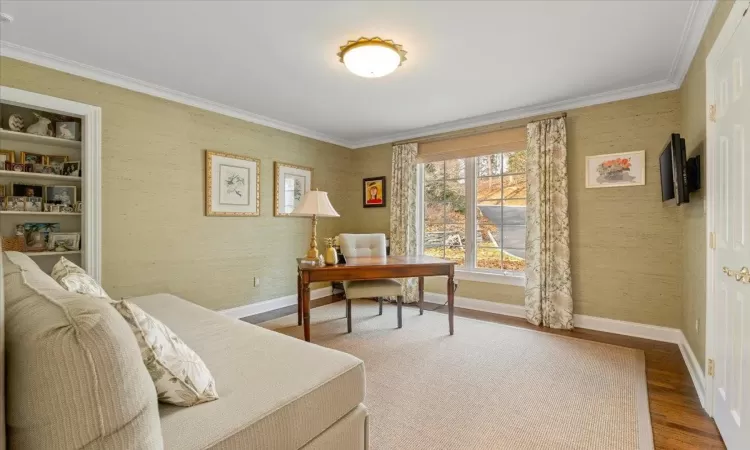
[8,113,24,132]
[15,224,24,236]
[26,113,52,136]
[57,123,75,140]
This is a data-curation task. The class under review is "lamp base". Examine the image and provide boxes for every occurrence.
[305,248,319,260]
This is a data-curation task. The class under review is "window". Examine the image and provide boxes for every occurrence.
[419,151,527,277]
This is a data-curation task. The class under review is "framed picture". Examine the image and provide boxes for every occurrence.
[585,151,646,189]
[0,197,4,211]
[273,162,312,216]
[23,223,60,251]
[205,150,260,217]
[62,161,81,177]
[362,176,386,208]
[6,196,26,212]
[0,185,4,196]
[26,196,43,212]
[0,149,14,165]
[10,163,24,172]
[48,232,80,251]
[11,183,44,199]
[20,152,45,165]
[45,185,76,205]
[56,122,80,141]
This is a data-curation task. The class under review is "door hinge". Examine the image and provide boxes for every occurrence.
[708,359,715,377]
[709,104,717,123]
[710,232,716,249]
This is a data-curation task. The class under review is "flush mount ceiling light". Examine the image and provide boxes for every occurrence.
[337,37,407,78]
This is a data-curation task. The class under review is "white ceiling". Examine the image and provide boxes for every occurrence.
[0,1,714,148]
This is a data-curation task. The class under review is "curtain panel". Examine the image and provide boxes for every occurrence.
[390,143,419,303]
[524,118,574,329]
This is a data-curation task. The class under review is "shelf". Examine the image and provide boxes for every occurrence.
[0,170,81,182]
[0,129,81,148]
[24,251,81,257]
[0,211,81,216]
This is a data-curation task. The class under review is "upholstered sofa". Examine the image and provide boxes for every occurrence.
[1,251,368,449]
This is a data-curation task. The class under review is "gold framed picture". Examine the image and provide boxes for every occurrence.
[273,162,313,216]
[45,155,70,165]
[0,149,15,164]
[20,152,45,165]
[205,150,260,217]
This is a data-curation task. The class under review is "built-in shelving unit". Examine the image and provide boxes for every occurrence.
[0,86,101,280]
[0,128,81,148]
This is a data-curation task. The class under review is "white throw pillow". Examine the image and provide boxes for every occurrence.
[113,300,219,407]
[51,256,109,299]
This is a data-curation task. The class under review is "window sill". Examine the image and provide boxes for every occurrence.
[452,269,525,286]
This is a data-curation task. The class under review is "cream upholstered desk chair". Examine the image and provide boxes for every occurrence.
[339,233,403,333]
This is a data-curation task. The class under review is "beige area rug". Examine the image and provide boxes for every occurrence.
[261,300,653,450]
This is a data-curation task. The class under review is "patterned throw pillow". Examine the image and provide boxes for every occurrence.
[51,256,109,299]
[113,300,219,407]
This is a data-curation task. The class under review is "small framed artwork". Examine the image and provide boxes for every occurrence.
[273,162,313,216]
[362,176,386,208]
[62,161,81,177]
[56,122,80,141]
[0,149,15,165]
[10,163,24,172]
[48,232,80,251]
[45,185,76,205]
[6,196,26,212]
[585,151,646,189]
[75,201,83,213]
[205,150,260,217]
[11,183,44,199]
[49,161,65,175]
[23,223,60,251]
[0,185,4,196]
[20,152,45,165]
[26,196,43,212]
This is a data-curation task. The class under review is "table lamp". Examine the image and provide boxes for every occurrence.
[292,189,340,260]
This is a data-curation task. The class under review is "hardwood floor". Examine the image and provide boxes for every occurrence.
[247,295,726,450]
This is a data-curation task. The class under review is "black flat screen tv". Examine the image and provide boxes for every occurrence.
[659,133,689,204]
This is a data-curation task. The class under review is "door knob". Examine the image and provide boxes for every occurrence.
[722,266,750,283]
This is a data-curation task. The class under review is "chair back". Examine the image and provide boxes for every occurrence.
[339,233,387,258]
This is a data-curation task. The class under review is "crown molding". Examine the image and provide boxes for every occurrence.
[349,78,679,148]
[0,41,356,148]
[668,0,717,87]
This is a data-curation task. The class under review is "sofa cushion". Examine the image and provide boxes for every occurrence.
[2,251,163,449]
[51,256,110,299]
[131,293,365,450]
[113,299,219,406]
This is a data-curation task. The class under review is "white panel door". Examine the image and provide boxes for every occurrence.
[712,7,750,449]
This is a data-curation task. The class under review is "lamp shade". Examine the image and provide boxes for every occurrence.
[292,190,340,217]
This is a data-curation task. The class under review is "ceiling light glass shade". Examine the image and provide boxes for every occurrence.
[338,37,407,78]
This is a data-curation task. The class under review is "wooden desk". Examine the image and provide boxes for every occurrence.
[297,256,456,342]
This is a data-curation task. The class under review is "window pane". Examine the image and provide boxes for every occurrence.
[476,247,502,269]
[424,161,444,181]
[443,246,465,266]
[504,197,527,207]
[424,246,445,259]
[502,225,526,252]
[444,159,466,179]
[477,176,502,204]
[503,250,526,272]
[424,181,444,203]
[502,202,526,226]
[503,174,526,199]
[477,154,503,176]
[444,180,466,214]
[424,202,445,222]
[503,151,526,174]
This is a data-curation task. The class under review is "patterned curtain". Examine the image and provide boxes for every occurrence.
[390,143,419,303]
[524,118,573,329]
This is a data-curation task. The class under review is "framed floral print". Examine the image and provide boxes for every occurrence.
[363,176,386,208]
[274,162,313,216]
[205,150,260,217]
[585,151,645,188]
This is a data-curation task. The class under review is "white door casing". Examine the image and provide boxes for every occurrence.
[706,2,750,448]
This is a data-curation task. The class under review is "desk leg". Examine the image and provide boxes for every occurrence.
[418,277,424,315]
[302,281,311,342]
[297,271,302,326]
[447,274,454,335]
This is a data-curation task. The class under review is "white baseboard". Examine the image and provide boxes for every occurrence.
[220,287,333,320]
[678,331,706,407]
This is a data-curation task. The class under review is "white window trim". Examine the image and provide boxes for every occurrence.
[417,158,526,286]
